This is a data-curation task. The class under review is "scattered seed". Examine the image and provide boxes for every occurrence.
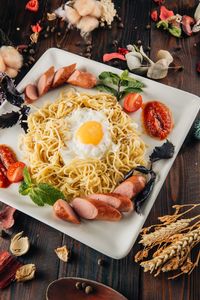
[23,48,28,53]
[85,285,93,294]
[134,26,138,30]
[81,282,87,289]
[57,32,61,36]
[100,22,105,27]
[16,27,20,31]
[108,25,112,29]
[194,43,197,47]
[46,26,50,32]
[56,44,61,48]
[75,281,82,290]
[44,33,49,38]
[112,40,118,45]
[51,27,55,33]
[147,46,151,51]
[146,24,151,30]
[86,40,92,46]
[29,49,35,55]
[118,17,122,22]
[137,40,142,45]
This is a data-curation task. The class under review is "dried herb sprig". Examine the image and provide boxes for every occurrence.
[0,73,29,132]
[135,204,200,279]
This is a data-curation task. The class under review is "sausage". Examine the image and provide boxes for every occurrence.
[24,84,39,103]
[67,70,97,89]
[0,205,16,229]
[72,197,122,221]
[114,175,146,199]
[53,199,80,224]
[0,145,17,169]
[88,193,133,212]
[52,64,76,88]
[37,66,55,97]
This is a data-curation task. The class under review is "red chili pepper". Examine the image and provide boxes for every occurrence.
[103,53,126,62]
[26,0,39,12]
[31,23,42,33]
[118,48,129,55]
[160,6,174,20]
[197,62,200,73]
[151,10,158,22]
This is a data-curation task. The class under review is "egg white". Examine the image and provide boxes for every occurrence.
[60,108,118,164]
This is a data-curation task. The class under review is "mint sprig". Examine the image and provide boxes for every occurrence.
[96,70,145,101]
[19,167,65,206]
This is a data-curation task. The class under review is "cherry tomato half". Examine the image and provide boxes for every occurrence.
[123,93,143,113]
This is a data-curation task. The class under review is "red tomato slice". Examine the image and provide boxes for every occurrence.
[142,101,173,140]
[7,162,26,183]
[123,93,143,113]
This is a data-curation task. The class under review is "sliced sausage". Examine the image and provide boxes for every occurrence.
[88,193,133,212]
[72,197,122,221]
[37,66,55,97]
[24,84,39,102]
[52,64,76,88]
[53,199,80,224]
[114,175,146,199]
[67,70,97,89]
[0,145,17,169]
[0,206,16,229]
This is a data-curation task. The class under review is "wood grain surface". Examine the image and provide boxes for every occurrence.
[0,1,199,300]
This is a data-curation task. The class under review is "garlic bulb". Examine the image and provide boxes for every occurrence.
[0,46,23,70]
[157,50,173,64]
[147,59,169,80]
[10,231,30,256]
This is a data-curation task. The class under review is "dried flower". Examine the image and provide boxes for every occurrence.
[31,23,42,33]
[47,12,57,21]
[10,231,30,256]
[15,264,36,282]
[151,10,158,22]
[160,6,174,21]
[55,245,70,262]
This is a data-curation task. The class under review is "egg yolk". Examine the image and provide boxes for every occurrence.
[76,121,103,145]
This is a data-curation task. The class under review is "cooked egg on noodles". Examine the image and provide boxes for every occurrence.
[20,89,146,199]
[60,108,118,164]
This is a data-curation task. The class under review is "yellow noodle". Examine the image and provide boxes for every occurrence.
[21,90,146,200]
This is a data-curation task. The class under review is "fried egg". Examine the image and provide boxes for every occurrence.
[60,108,118,164]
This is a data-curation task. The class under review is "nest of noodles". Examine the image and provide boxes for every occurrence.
[21,89,146,200]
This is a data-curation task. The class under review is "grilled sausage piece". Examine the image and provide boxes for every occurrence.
[114,175,146,199]
[71,197,122,221]
[53,199,80,224]
[52,64,76,88]
[0,145,16,169]
[88,193,133,212]
[37,66,55,97]
[67,70,97,89]
[24,84,39,103]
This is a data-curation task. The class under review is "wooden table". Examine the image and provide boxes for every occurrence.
[0,1,199,299]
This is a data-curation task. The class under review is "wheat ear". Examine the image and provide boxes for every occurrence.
[140,227,200,274]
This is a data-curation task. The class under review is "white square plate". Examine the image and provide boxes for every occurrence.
[0,48,199,259]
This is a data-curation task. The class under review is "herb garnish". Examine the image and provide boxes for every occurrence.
[0,73,30,132]
[96,70,145,101]
[19,167,65,206]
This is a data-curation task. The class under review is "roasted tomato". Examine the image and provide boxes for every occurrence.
[0,145,17,169]
[142,101,173,140]
[123,93,143,113]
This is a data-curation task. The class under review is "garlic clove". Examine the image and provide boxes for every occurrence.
[192,19,200,32]
[157,50,173,64]
[64,5,81,25]
[15,264,36,282]
[0,46,23,70]
[77,16,99,35]
[90,2,102,19]
[5,67,18,78]
[55,245,70,262]
[10,231,30,256]
[125,52,143,71]
[73,0,96,17]
[147,59,169,79]
[194,3,200,22]
[0,54,6,72]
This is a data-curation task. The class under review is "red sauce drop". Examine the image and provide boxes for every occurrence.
[142,101,173,140]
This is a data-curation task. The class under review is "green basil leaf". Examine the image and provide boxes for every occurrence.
[119,87,143,99]
[99,72,120,85]
[120,70,129,80]
[126,80,145,89]
[19,181,32,196]
[23,167,32,185]
[36,183,64,206]
[96,84,118,97]
[29,188,45,206]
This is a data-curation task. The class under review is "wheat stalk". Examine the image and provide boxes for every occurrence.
[139,219,191,247]
[140,227,200,274]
